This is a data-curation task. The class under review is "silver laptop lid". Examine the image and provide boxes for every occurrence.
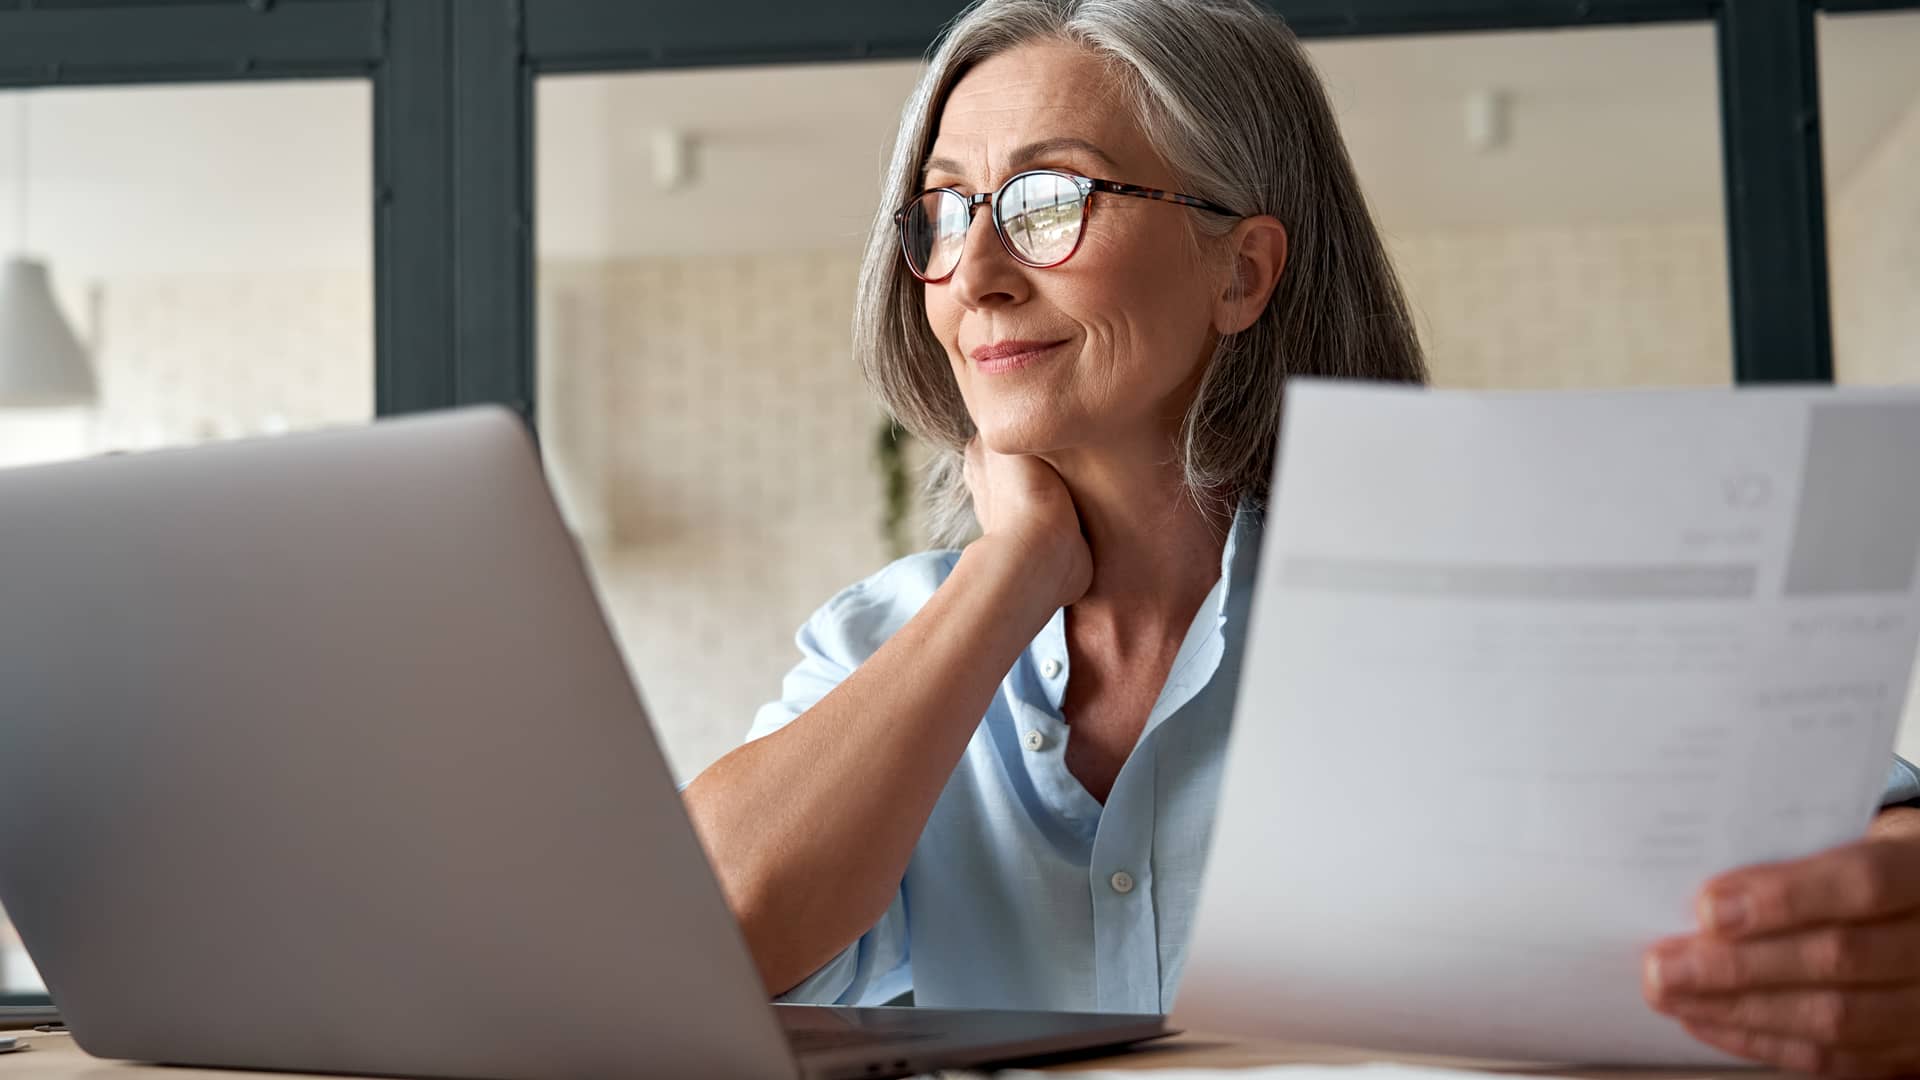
[0,408,797,1080]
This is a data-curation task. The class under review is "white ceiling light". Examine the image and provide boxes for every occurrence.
[650,128,697,191]
[1,92,97,409]
[1465,87,1511,154]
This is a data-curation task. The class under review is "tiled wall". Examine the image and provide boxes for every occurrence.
[0,269,372,469]
[1832,92,1920,388]
[1391,223,1732,389]
[539,255,899,780]
[90,270,374,447]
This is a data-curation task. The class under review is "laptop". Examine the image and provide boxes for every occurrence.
[0,407,1168,1080]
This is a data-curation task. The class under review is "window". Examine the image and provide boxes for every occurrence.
[0,77,373,999]
[1308,23,1731,389]
[536,63,922,781]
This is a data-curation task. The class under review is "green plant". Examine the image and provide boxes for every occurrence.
[874,417,912,559]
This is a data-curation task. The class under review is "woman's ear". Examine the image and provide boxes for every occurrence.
[1213,215,1288,336]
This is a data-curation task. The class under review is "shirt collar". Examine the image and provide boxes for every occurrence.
[1214,499,1262,624]
[1151,499,1260,711]
[1024,498,1263,721]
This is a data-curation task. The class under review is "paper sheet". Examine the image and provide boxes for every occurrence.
[984,1066,1555,1080]
[1175,382,1920,1065]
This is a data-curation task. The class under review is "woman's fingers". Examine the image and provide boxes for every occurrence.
[958,439,1090,607]
[1694,838,1920,939]
[1649,836,1920,1076]
[1646,919,1920,994]
[1680,1020,1917,1078]
[1654,983,1920,1046]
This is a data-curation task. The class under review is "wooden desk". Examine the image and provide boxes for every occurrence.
[1037,1033,1787,1076]
[0,1028,1793,1079]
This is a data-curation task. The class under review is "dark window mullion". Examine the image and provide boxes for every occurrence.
[1273,0,1716,37]
[1717,0,1834,384]
[374,0,458,415]
[449,0,534,421]
[522,0,1722,73]
[0,1,379,84]
[1817,0,1920,12]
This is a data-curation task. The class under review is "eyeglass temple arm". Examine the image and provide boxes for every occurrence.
[1086,178,1240,217]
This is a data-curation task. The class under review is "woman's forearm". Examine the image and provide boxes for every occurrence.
[682,537,1061,995]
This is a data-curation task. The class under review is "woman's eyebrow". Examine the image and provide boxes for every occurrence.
[920,136,1122,186]
[1008,137,1121,173]
[921,154,966,184]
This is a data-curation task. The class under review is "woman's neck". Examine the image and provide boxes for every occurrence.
[1039,436,1231,649]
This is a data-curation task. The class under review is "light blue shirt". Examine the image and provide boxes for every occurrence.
[746,508,1920,1014]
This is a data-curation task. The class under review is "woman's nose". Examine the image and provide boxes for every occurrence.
[946,205,1029,310]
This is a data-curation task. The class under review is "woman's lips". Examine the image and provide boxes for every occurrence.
[971,339,1068,374]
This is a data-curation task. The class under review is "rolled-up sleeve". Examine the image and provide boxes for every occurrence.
[739,554,957,1006]
[1885,755,1920,807]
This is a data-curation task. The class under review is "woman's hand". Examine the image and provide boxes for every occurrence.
[962,438,1091,610]
[1643,809,1920,1076]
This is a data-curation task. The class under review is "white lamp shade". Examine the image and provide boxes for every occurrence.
[0,256,98,407]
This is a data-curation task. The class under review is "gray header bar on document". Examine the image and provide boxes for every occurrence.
[1282,559,1759,600]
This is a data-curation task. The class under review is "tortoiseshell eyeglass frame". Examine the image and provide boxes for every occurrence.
[893,168,1243,283]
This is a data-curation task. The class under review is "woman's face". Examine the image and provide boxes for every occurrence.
[921,40,1227,461]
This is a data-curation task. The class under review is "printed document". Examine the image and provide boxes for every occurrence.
[1176,381,1920,1064]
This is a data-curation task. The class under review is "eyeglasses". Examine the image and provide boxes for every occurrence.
[894,168,1241,283]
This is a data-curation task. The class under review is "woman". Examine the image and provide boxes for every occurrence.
[682,0,1920,1073]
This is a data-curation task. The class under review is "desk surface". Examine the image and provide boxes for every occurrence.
[0,1028,1793,1079]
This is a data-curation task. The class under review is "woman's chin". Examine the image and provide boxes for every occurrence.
[976,425,1071,458]
[967,401,1085,457]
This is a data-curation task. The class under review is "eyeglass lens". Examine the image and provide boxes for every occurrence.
[901,172,1085,280]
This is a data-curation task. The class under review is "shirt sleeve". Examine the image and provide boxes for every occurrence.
[1884,755,1920,807]
[741,555,956,1005]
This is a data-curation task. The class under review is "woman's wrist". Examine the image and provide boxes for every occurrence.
[957,533,1080,620]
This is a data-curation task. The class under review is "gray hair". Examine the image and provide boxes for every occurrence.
[854,0,1428,546]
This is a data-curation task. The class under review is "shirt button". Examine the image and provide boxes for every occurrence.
[1110,871,1135,895]
[1041,658,1063,679]
[1022,730,1046,752]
